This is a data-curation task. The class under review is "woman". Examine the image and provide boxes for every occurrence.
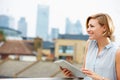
[60,13,120,80]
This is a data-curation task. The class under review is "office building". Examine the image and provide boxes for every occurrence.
[0,15,9,27]
[36,5,49,41]
[51,28,59,40]
[18,17,27,37]
[65,18,83,34]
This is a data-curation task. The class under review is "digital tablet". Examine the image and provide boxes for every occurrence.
[54,60,86,78]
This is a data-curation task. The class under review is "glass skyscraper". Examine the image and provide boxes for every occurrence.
[51,28,59,40]
[65,18,83,34]
[36,5,49,41]
[18,17,27,37]
[0,15,9,27]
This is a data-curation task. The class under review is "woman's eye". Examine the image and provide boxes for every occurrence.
[88,24,94,28]
[89,24,95,28]
[90,25,94,27]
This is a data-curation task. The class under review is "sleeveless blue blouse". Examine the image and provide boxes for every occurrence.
[84,40,118,80]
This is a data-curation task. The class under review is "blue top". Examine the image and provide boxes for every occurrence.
[84,40,118,80]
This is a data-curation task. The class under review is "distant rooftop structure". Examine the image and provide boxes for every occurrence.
[43,41,54,49]
[58,34,89,41]
[22,37,34,40]
[0,27,21,37]
[6,36,23,40]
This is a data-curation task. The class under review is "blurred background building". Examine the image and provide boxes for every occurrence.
[65,18,83,35]
[36,5,49,41]
[18,17,28,38]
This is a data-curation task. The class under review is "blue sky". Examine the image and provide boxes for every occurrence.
[0,0,120,42]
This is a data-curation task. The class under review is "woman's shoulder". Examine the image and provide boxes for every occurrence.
[114,42,120,61]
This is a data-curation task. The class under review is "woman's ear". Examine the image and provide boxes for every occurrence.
[103,25,107,32]
[102,25,107,36]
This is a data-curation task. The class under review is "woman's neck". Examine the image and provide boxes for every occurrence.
[96,37,111,53]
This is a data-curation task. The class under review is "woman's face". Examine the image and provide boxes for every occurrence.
[87,19,106,40]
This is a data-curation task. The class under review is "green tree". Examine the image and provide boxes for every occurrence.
[0,30,6,42]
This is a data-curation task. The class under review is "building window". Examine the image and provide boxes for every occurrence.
[59,46,74,54]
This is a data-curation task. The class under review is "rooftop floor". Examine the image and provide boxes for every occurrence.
[0,59,83,78]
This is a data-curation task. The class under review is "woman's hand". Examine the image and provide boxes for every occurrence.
[60,66,74,78]
[81,68,107,80]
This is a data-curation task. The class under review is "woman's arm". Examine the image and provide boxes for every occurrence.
[116,48,120,80]
[82,68,109,80]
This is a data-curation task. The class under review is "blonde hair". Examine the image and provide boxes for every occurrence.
[86,13,114,40]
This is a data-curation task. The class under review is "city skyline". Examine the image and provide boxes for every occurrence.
[0,0,120,42]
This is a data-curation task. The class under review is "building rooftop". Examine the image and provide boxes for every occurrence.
[58,34,89,41]
[43,41,54,49]
[0,40,34,55]
[0,27,21,36]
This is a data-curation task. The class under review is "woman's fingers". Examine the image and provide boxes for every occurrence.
[64,70,72,76]
[60,66,63,70]
[60,66,73,77]
[82,68,92,75]
[83,70,92,75]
